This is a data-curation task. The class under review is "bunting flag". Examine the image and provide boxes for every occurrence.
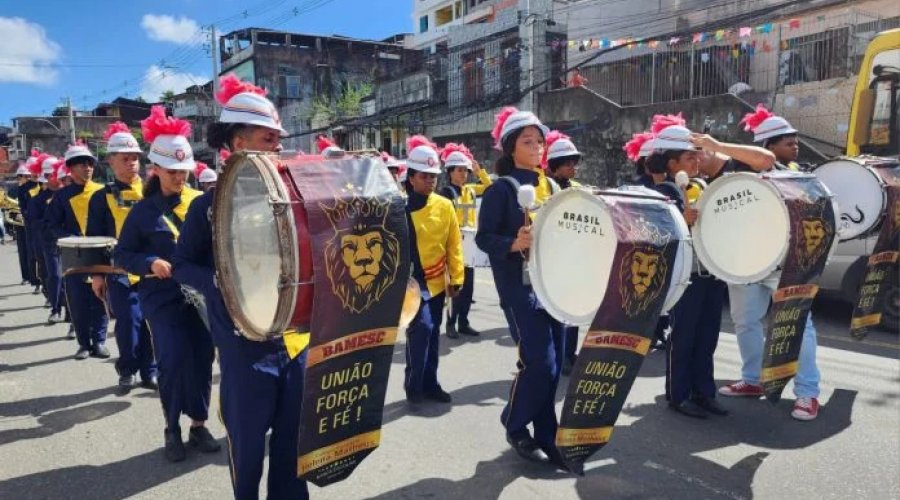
[739,26,752,37]
[789,18,801,29]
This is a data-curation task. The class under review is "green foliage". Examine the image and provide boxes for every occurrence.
[307,81,373,122]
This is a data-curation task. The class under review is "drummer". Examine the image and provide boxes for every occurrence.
[404,135,464,405]
[171,74,310,499]
[710,106,823,421]
[87,122,158,391]
[741,104,802,170]
[19,151,46,295]
[475,107,569,471]
[113,106,219,462]
[624,130,658,188]
[438,142,489,339]
[42,161,73,337]
[197,167,217,192]
[28,154,59,305]
[46,142,109,360]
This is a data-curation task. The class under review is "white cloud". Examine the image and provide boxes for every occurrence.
[0,17,61,84]
[139,64,207,102]
[141,14,201,45]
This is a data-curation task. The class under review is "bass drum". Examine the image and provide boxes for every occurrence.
[813,157,888,241]
[213,152,315,341]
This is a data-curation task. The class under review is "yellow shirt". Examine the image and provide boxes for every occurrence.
[410,193,464,297]
[451,169,492,228]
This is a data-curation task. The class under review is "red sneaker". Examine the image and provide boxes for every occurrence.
[718,380,764,397]
[791,397,820,421]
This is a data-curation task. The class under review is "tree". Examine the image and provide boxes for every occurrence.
[134,96,147,104]
[307,81,373,122]
[159,90,176,103]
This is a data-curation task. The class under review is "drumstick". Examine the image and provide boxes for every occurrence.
[674,171,691,209]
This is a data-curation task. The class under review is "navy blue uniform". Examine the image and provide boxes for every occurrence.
[46,181,109,351]
[87,180,157,382]
[114,188,211,432]
[17,181,41,286]
[27,187,52,297]
[171,189,308,500]
[475,169,564,449]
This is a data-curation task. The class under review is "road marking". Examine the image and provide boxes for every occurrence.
[643,460,747,500]
[816,333,899,350]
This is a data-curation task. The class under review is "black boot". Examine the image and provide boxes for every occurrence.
[188,426,221,453]
[164,428,186,462]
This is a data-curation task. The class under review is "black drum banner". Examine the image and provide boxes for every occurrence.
[556,199,678,471]
[288,158,411,486]
[761,177,836,402]
[851,167,900,339]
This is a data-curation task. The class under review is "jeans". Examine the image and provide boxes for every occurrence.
[728,279,820,398]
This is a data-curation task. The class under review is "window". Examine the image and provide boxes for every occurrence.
[462,49,484,104]
[419,15,429,34]
[455,1,463,18]
[435,6,453,27]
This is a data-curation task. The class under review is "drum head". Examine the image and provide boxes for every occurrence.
[213,153,298,339]
[813,159,885,240]
[529,189,617,325]
[694,174,789,284]
[661,203,693,313]
[57,236,117,248]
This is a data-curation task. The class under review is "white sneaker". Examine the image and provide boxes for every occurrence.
[48,313,63,324]
[791,397,820,421]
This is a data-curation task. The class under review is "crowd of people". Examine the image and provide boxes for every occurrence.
[3,69,825,497]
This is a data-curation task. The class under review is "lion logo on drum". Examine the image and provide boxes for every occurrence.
[322,196,400,314]
[795,202,834,271]
[619,246,669,318]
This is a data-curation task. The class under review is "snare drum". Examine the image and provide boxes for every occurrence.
[462,227,490,268]
[57,236,119,276]
[693,172,837,284]
[813,157,889,241]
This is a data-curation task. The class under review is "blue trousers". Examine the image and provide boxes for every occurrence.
[108,278,157,381]
[500,287,564,448]
[14,226,30,283]
[215,332,308,500]
[65,276,108,349]
[562,325,578,363]
[144,300,213,430]
[449,267,474,328]
[666,275,726,404]
[405,293,446,397]
[42,245,64,315]
[27,228,45,292]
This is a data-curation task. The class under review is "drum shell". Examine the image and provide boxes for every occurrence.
[58,240,115,275]
[280,167,315,331]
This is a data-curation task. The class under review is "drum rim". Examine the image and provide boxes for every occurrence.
[661,202,694,313]
[57,236,117,248]
[693,173,790,285]
[813,159,887,241]
[213,152,299,341]
[529,189,613,326]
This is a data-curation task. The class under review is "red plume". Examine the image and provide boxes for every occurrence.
[491,106,518,148]
[650,112,686,135]
[193,162,208,178]
[439,142,473,162]
[316,134,337,153]
[623,131,655,162]
[219,149,231,163]
[140,105,191,143]
[379,151,393,163]
[216,74,267,105]
[30,153,49,176]
[406,135,437,153]
[740,104,774,133]
[103,121,132,141]
[30,148,41,158]
[49,159,66,184]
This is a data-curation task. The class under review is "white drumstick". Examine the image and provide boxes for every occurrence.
[517,185,537,227]
[674,171,691,208]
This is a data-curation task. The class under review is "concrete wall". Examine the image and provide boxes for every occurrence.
[774,77,856,154]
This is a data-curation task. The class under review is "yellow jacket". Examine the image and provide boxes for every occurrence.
[447,169,492,228]
[410,193,464,297]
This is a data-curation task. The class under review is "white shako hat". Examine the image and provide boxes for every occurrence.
[440,143,473,171]
[141,105,195,171]
[16,164,31,176]
[405,135,441,174]
[652,125,696,151]
[64,143,97,163]
[216,74,287,136]
[546,134,581,161]
[104,121,143,154]
[38,156,58,182]
[492,107,549,148]
[198,169,218,183]
[741,104,798,142]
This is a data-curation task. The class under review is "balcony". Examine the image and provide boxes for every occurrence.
[173,102,215,118]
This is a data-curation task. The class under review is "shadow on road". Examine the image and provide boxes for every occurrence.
[0,401,131,446]
[0,354,75,372]
[0,386,118,418]
[0,321,55,334]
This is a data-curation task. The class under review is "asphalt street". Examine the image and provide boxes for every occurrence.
[0,241,897,500]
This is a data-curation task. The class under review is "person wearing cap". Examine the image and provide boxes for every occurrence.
[172,74,311,499]
[403,135,464,406]
[12,163,35,284]
[27,154,58,303]
[475,107,570,471]
[113,105,220,462]
[437,143,490,339]
[19,151,45,294]
[624,131,659,188]
[711,105,823,421]
[46,142,110,360]
[197,168,217,192]
[40,160,71,332]
[86,122,158,391]
[316,134,345,158]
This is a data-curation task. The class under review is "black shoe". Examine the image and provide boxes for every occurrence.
[164,428,186,462]
[506,434,549,463]
[74,348,91,360]
[651,339,668,351]
[141,376,159,391]
[406,392,424,405]
[424,388,452,403]
[189,426,221,453]
[669,400,709,419]
[542,445,580,474]
[92,344,111,359]
[118,374,136,390]
[458,325,480,337]
[562,358,575,376]
[693,397,730,416]
[446,322,459,339]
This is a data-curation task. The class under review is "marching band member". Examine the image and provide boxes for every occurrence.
[113,105,219,462]
[42,161,73,337]
[624,130,659,188]
[437,142,489,339]
[13,163,34,285]
[475,107,569,471]
[172,74,310,499]
[316,134,345,158]
[713,106,822,421]
[46,142,109,360]
[32,158,62,323]
[19,150,45,294]
[28,154,59,305]
[542,131,582,375]
[87,122,158,391]
[404,135,464,404]
[197,167,218,192]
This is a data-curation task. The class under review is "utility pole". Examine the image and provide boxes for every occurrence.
[66,97,76,144]
[210,24,220,108]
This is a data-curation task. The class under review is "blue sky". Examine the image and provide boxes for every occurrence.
[0,0,411,125]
